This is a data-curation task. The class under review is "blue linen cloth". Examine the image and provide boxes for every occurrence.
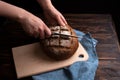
[32,30,99,80]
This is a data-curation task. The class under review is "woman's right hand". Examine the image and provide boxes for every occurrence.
[0,1,51,39]
[19,12,51,39]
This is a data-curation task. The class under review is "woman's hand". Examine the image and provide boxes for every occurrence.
[0,1,51,39]
[19,12,51,39]
[37,0,67,26]
[43,6,67,26]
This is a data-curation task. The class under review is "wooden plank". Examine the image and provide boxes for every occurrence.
[96,60,120,80]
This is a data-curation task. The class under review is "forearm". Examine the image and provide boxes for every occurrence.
[0,1,29,22]
[37,0,54,10]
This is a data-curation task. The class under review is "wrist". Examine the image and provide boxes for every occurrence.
[16,8,30,23]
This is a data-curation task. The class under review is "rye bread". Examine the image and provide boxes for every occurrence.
[40,25,79,60]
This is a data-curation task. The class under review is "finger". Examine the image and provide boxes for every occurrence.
[33,30,39,38]
[44,25,52,38]
[61,16,68,25]
[57,16,65,26]
[38,26,45,39]
[28,28,34,37]
[31,26,39,38]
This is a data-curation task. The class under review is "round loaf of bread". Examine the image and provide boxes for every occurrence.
[40,25,79,60]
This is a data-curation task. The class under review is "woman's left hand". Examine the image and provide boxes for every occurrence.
[43,6,67,26]
[37,0,67,26]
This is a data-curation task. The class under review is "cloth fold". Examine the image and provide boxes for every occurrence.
[32,30,99,80]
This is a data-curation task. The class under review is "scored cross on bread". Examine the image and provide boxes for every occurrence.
[40,25,79,60]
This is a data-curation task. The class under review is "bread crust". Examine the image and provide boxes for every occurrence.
[40,25,79,60]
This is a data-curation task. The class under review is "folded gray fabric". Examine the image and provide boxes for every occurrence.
[32,30,99,80]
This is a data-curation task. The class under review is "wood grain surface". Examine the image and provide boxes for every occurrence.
[0,14,120,80]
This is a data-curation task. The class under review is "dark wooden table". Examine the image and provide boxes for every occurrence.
[0,14,120,80]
